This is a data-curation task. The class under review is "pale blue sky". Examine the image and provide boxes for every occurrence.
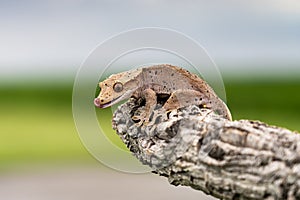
[0,0,299,79]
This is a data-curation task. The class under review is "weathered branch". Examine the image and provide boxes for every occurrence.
[112,98,300,200]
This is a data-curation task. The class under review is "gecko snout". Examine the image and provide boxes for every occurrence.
[94,98,102,108]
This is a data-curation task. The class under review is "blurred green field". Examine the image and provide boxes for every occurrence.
[1,79,300,169]
[226,80,300,131]
[0,83,91,170]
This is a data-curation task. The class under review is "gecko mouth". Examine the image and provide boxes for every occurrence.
[94,95,123,108]
[94,89,137,109]
[98,101,112,108]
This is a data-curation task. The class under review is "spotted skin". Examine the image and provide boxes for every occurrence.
[94,64,232,123]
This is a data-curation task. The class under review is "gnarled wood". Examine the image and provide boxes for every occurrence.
[112,99,300,200]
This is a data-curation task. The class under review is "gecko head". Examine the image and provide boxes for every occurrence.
[94,68,142,108]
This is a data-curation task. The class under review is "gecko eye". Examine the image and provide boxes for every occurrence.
[113,82,123,93]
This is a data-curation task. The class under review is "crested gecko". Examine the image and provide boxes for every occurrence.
[94,64,232,124]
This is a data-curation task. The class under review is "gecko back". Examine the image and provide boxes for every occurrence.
[140,65,232,120]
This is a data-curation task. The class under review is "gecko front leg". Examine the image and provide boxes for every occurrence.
[132,88,157,125]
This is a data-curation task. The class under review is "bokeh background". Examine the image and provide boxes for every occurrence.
[1,1,299,200]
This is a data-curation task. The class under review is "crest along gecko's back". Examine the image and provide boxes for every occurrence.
[94,64,232,121]
[141,65,210,93]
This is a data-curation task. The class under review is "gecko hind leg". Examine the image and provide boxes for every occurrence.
[163,89,208,112]
[163,89,232,120]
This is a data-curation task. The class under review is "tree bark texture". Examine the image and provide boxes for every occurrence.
[112,99,300,200]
